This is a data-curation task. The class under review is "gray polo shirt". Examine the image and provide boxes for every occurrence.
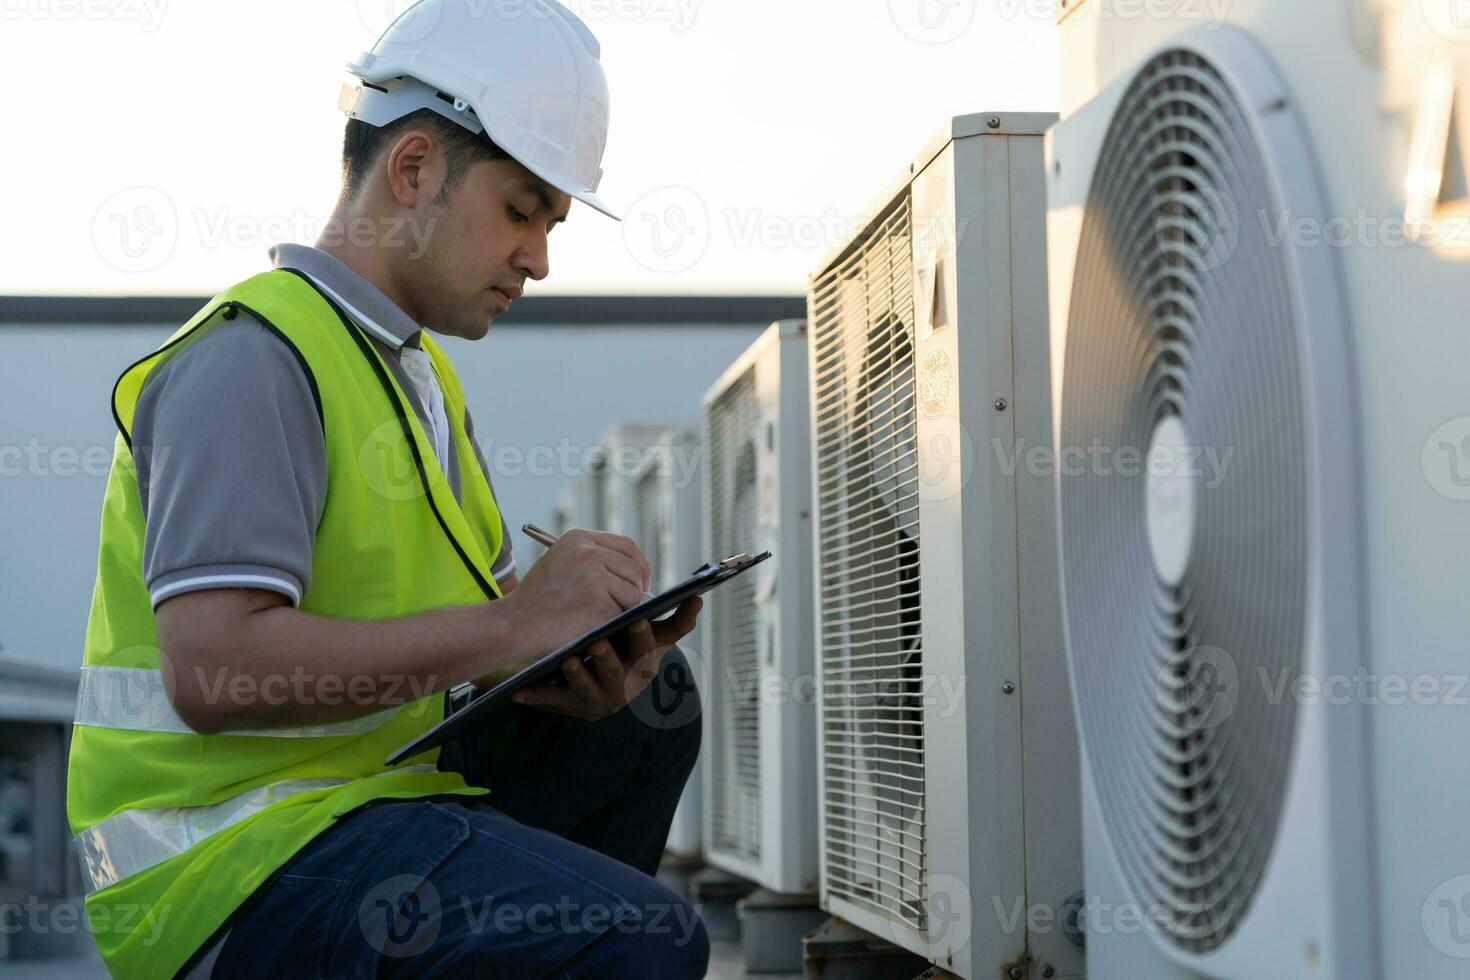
[132,243,514,609]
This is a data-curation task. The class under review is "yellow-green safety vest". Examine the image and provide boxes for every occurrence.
[67,267,505,978]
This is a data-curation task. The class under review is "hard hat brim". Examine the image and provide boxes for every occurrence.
[554,184,620,222]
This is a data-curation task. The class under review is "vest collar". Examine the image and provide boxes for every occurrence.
[269,243,423,350]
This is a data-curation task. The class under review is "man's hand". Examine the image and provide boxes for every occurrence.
[496,528,654,659]
[510,597,701,721]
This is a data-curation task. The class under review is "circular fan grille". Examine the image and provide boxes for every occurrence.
[1060,49,1308,953]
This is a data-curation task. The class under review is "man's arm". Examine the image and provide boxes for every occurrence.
[157,587,503,735]
[157,527,661,734]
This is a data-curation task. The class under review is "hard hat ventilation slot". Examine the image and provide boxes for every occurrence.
[433,89,479,122]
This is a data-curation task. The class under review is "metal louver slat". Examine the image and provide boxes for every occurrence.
[706,367,763,863]
[811,193,928,932]
[637,469,665,584]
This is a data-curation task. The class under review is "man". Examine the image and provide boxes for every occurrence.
[66,2,709,976]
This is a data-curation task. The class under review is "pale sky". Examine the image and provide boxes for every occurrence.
[0,0,1058,296]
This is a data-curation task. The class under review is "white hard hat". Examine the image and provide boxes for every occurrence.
[340,0,618,220]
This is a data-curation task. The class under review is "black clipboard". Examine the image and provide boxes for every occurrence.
[387,551,771,765]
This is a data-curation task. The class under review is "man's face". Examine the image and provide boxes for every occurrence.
[395,157,571,340]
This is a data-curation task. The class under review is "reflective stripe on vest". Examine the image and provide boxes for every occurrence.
[74,764,440,895]
[74,665,401,738]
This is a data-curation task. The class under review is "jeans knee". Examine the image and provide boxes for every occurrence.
[596,890,709,978]
[659,906,710,978]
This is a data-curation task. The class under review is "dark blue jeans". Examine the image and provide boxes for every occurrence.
[208,647,707,979]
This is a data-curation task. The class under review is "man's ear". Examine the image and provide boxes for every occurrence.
[385,130,442,209]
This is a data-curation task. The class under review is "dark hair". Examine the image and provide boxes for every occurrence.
[341,107,509,204]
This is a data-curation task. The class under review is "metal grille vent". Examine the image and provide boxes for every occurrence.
[637,469,668,586]
[588,450,608,529]
[1059,49,1308,953]
[706,368,763,861]
[811,195,928,931]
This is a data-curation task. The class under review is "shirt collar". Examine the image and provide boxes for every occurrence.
[269,243,423,350]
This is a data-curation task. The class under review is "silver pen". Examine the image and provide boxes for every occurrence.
[521,522,560,550]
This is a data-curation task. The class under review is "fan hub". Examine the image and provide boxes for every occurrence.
[1145,414,1198,587]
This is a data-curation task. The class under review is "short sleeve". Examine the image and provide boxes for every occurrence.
[131,310,327,608]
